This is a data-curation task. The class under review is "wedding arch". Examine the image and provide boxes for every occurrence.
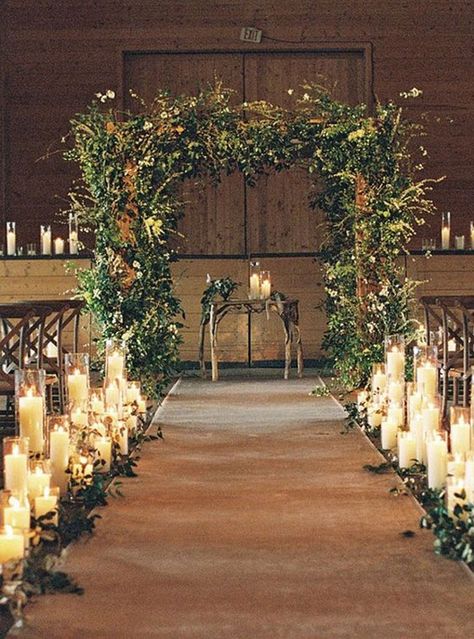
[64,82,435,395]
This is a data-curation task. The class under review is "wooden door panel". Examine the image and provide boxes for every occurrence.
[244,52,366,254]
[124,52,245,255]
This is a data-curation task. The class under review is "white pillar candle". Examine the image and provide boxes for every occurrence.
[41,227,52,255]
[54,237,64,255]
[95,437,111,473]
[413,414,426,464]
[260,279,271,299]
[18,390,44,454]
[90,394,105,414]
[7,229,16,256]
[105,382,121,407]
[398,431,416,469]
[447,454,465,480]
[107,352,124,381]
[441,225,450,250]
[367,403,383,428]
[67,369,88,402]
[427,435,448,489]
[34,488,58,525]
[416,363,437,398]
[0,526,24,563]
[69,229,78,254]
[387,403,404,427]
[408,392,422,427]
[249,273,260,298]
[114,422,129,456]
[450,419,471,456]
[50,428,70,495]
[381,418,398,450]
[126,383,140,404]
[387,380,404,404]
[3,498,30,531]
[71,407,88,428]
[27,467,51,501]
[421,403,439,432]
[386,349,405,378]
[372,372,387,394]
[4,445,28,494]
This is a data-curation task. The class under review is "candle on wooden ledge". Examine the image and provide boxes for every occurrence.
[259,270,271,300]
[470,221,474,250]
[441,211,451,250]
[3,438,29,495]
[53,237,64,255]
[426,431,448,489]
[398,431,416,469]
[34,487,58,526]
[48,417,70,495]
[0,526,24,564]
[69,212,79,254]
[27,461,51,501]
[381,417,398,450]
[40,224,52,255]
[6,222,16,256]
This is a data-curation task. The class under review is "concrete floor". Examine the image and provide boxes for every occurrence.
[14,372,474,638]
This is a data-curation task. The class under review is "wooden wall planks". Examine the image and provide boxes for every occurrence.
[1,0,473,246]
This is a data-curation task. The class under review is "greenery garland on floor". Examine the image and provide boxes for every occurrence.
[346,402,474,567]
[63,83,436,393]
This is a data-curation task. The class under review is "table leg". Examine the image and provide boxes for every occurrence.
[293,323,304,378]
[198,322,207,378]
[282,319,291,380]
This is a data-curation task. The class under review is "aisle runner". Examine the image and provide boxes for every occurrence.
[18,373,473,639]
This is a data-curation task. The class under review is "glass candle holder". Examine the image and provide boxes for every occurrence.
[387,379,405,405]
[15,369,46,455]
[125,381,140,406]
[413,344,438,399]
[26,243,37,256]
[441,211,451,250]
[69,212,79,254]
[47,416,70,496]
[380,416,398,450]
[357,390,368,415]
[65,353,90,403]
[426,430,448,489]
[449,406,471,456]
[105,338,126,382]
[6,222,16,256]
[367,398,383,429]
[2,492,31,535]
[371,363,387,396]
[94,436,112,473]
[104,378,122,411]
[69,400,89,430]
[40,224,52,256]
[387,400,404,427]
[0,525,25,565]
[89,388,105,415]
[27,459,52,501]
[385,334,405,381]
[454,235,465,250]
[248,260,260,299]
[112,421,129,457]
[53,237,65,255]
[398,430,416,469]
[470,221,474,250]
[3,437,29,495]
[259,270,271,300]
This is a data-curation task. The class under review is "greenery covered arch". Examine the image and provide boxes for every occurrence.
[65,83,435,395]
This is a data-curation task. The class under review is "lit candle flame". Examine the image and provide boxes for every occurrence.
[12,444,19,455]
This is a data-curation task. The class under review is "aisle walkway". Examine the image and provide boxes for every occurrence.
[18,373,474,638]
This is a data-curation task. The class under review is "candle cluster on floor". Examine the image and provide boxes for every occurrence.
[358,335,474,516]
[0,338,149,570]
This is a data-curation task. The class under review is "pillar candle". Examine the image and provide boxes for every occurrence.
[137,396,146,414]
[105,382,121,407]
[90,394,105,414]
[388,403,404,427]
[7,229,16,256]
[470,222,474,250]
[69,229,78,254]
[67,369,88,402]
[381,418,398,450]
[126,385,140,404]
[413,414,426,464]
[71,407,88,428]
[4,445,28,494]
[441,225,450,250]
[27,467,51,501]
[126,413,137,435]
[357,390,368,413]
[107,352,124,381]
[372,372,387,394]
[50,428,69,495]
[95,437,111,473]
[260,279,271,299]
[3,498,30,531]
[367,403,383,428]
[447,454,465,480]
[249,273,260,298]
[54,237,64,255]
[18,390,44,454]
[34,488,58,525]
[421,403,439,432]
[408,392,422,427]
[427,435,448,489]
[387,380,404,404]
[416,362,437,398]
[0,526,24,563]
[41,227,52,255]
[450,419,471,456]
[398,432,416,469]
[386,349,405,378]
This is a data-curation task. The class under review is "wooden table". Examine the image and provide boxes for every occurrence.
[199,298,303,381]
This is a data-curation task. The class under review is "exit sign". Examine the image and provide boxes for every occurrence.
[240,27,262,43]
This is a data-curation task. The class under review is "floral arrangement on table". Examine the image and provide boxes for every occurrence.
[62,82,437,393]
[347,333,474,566]
[0,343,161,629]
